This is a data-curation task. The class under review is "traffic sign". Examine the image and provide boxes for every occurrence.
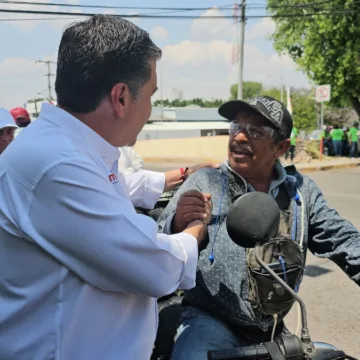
[315,85,331,102]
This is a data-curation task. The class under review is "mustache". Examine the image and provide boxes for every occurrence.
[229,142,254,155]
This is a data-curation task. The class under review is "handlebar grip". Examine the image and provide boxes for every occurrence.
[207,344,271,360]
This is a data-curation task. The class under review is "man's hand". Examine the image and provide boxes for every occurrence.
[172,190,212,234]
[183,220,207,246]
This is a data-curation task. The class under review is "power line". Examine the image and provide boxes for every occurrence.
[0,0,347,12]
[0,8,357,19]
[247,0,339,9]
[0,1,234,11]
[0,16,79,21]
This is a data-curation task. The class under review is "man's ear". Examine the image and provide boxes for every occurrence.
[276,139,291,157]
[110,83,132,118]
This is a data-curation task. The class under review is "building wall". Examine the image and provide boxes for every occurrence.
[137,129,201,140]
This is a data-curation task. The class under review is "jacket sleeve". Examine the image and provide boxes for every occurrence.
[307,178,360,285]
[158,170,204,235]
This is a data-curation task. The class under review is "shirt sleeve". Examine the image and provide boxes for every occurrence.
[124,169,165,209]
[129,147,144,172]
[158,170,204,234]
[307,178,360,285]
[25,159,198,297]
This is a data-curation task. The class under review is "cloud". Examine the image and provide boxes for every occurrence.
[157,38,309,102]
[153,8,309,101]
[0,54,57,108]
[0,0,84,31]
[0,7,310,109]
[247,18,276,41]
[190,7,235,42]
[151,25,169,41]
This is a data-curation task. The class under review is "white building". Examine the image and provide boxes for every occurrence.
[24,102,229,140]
[138,107,229,140]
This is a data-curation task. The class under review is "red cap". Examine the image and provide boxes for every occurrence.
[10,107,30,121]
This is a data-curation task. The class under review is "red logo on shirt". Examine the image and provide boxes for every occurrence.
[109,173,118,184]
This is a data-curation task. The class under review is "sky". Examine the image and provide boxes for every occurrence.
[0,0,311,109]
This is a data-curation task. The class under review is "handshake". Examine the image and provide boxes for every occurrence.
[171,190,212,245]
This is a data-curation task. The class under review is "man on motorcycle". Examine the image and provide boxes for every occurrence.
[158,95,360,359]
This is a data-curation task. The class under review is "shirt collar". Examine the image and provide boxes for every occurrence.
[39,103,120,165]
[223,159,288,194]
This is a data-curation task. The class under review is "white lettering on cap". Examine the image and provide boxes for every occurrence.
[248,97,283,126]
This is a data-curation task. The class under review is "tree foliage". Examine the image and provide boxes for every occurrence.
[267,0,360,114]
[153,97,224,108]
[230,81,263,100]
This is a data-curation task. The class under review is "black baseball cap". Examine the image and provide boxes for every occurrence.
[218,95,293,138]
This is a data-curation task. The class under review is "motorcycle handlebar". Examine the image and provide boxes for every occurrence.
[207,340,354,360]
[208,344,270,360]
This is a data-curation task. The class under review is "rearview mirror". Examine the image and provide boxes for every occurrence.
[226,192,280,248]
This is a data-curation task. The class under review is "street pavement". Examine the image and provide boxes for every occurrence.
[145,164,360,357]
[285,168,360,357]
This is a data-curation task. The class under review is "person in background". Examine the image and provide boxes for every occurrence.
[118,146,219,197]
[330,124,344,156]
[0,108,18,154]
[341,126,350,157]
[284,125,297,162]
[349,122,359,159]
[320,125,333,156]
[10,107,31,128]
[118,146,145,174]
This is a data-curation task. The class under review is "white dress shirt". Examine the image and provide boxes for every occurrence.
[0,104,198,360]
[118,146,144,175]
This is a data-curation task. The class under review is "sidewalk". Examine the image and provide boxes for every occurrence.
[135,136,360,173]
[294,157,360,173]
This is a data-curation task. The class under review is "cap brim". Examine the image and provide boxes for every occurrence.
[0,123,18,129]
[218,100,266,121]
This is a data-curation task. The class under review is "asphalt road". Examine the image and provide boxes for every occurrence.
[146,164,360,357]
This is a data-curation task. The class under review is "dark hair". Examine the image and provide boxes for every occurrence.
[334,124,339,129]
[55,15,162,113]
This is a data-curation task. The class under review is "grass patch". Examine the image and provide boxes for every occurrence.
[303,140,330,160]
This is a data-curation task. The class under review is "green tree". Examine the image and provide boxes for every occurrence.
[230,81,263,100]
[267,0,360,114]
[291,89,317,131]
[153,98,225,108]
[262,87,282,100]
[262,87,316,131]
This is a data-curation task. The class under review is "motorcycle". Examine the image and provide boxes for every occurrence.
[151,192,358,360]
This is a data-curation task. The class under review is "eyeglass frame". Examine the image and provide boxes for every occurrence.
[229,121,282,141]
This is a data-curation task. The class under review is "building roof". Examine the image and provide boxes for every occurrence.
[150,107,224,122]
[143,121,229,131]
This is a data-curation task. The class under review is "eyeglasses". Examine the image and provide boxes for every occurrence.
[229,121,278,140]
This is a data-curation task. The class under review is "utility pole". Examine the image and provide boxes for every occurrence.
[35,60,56,101]
[280,74,284,103]
[160,67,164,121]
[237,0,246,100]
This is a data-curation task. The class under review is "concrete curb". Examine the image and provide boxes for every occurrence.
[297,161,360,173]
[142,156,360,173]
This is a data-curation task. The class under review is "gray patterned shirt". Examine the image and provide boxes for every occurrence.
[158,162,360,331]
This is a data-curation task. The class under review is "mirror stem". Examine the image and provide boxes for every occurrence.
[254,244,314,354]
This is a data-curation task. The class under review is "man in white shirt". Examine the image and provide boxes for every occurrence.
[118,146,145,174]
[0,15,210,360]
[0,108,18,154]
